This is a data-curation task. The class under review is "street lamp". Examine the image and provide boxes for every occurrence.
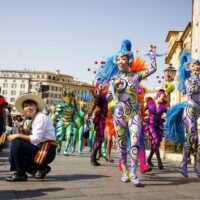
[163,64,177,154]
[164,64,176,82]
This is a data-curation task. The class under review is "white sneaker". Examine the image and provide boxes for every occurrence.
[130,166,141,186]
[121,170,129,183]
[130,176,141,186]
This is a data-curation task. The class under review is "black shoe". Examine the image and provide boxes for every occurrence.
[91,161,101,166]
[106,157,114,163]
[5,172,28,182]
[27,170,37,177]
[158,164,164,170]
[35,166,51,179]
[147,160,154,167]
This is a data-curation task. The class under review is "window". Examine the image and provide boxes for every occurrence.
[4,79,7,82]
[11,83,17,88]
[2,90,7,95]
[3,83,8,87]
[10,98,15,102]
[13,80,16,82]
[20,84,25,89]
[20,91,25,95]
[11,90,16,95]
[48,76,51,79]
[21,80,25,83]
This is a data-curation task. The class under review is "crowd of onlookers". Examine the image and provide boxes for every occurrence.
[0,95,31,151]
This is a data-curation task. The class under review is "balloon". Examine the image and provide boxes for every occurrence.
[95,61,98,64]
[101,65,104,68]
[93,71,96,74]
[162,76,164,79]
[157,76,159,79]
[101,61,106,64]
[87,68,91,71]
[163,81,175,94]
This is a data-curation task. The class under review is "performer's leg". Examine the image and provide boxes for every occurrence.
[106,137,114,162]
[139,129,152,173]
[57,127,66,153]
[78,126,84,154]
[63,125,71,156]
[155,147,163,169]
[194,116,200,177]
[128,114,141,186]
[71,125,76,153]
[91,119,105,166]
[147,147,155,167]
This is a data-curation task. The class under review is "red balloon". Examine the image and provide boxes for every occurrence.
[95,61,98,64]
[158,80,161,83]
[87,68,91,71]
[162,76,164,79]
[156,76,159,79]
[101,61,106,64]
[101,65,104,68]
[93,71,96,74]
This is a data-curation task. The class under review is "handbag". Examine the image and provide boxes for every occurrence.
[0,132,6,146]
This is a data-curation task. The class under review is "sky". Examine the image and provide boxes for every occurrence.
[0,0,192,89]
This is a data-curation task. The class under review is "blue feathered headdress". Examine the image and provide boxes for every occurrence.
[178,50,192,94]
[113,39,134,64]
[95,39,134,86]
[82,92,90,103]
[95,55,119,86]
[165,102,187,144]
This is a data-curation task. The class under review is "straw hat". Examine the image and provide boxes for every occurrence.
[15,93,45,115]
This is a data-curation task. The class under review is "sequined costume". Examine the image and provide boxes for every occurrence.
[52,91,77,156]
[143,90,168,169]
[86,85,108,166]
[165,51,200,177]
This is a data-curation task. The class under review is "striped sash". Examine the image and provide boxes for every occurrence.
[34,141,58,165]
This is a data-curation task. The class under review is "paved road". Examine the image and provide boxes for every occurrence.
[0,147,200,200]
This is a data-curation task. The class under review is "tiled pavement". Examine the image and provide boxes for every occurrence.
[0,147,200,200]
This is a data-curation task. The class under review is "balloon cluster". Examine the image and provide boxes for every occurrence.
[156,75,165,84]
[163,81,175,94]
[87,60,106,74]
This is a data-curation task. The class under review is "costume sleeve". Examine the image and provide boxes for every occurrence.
[138,63,157,81]
[87,95,99,118]
[52,104,63,123]
[185,78,200,95]
[107,76,119,102]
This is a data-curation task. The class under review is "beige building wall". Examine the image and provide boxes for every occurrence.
[164,23,192,105]
[192,0,200,59]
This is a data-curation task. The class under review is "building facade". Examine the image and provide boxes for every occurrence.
[0,69,94,114]
[192,0,200,59]
[164,22,192,105]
